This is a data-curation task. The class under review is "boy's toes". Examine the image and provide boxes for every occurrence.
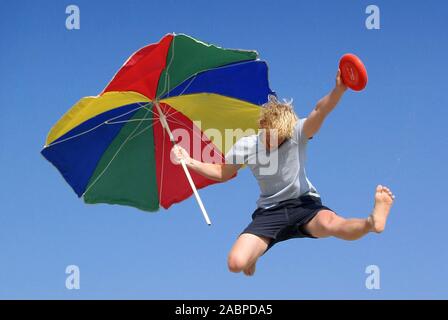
[381,186,394,197]
[385,189,392,196]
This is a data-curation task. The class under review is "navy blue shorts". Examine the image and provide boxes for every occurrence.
[240,195,332,253]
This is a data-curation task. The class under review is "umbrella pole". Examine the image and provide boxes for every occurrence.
[154,101,212,226]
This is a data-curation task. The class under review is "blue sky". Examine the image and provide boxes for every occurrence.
[1,0,447,299]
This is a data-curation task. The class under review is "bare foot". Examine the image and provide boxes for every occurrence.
[368,185,395,233]
[243,262,256,276]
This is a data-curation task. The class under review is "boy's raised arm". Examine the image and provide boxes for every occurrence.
[302,69,347,139]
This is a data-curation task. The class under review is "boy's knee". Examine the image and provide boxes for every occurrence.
[227,253,249,273]
[316,210,337,232]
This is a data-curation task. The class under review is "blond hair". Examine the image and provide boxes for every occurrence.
[259,94,298,140]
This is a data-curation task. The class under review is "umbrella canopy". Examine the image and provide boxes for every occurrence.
[41,33,276,214]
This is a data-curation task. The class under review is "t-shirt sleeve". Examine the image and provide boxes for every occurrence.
[224,137,250,164]
[294,117,309,143]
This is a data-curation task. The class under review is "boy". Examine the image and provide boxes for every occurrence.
[172,70,395,276]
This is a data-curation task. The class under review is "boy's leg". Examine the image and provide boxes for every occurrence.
[305,211,371,240]
[227,233,271,276]
[304,185,395,240]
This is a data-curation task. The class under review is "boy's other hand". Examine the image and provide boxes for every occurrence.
[335,69,347,93]
[171,145,192,165]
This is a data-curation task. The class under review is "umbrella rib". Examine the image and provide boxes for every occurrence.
[165,106,181,121]
[177,75,197,96]
[82,108,151,197]
[127,120,157,142]
[44,104,148,148]
[161,102,185,126]
[105,101,158,124]
[106,118,155,125]
[162,78,197,120]
[138,101,159,117]
[163,73,198,100]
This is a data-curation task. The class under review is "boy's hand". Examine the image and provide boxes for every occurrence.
[171,145,192,165]
[335,69,347,93]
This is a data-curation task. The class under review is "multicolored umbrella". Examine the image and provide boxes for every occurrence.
[41,33,275,224]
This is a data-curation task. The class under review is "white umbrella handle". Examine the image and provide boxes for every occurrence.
[180,158,211,225]
[155,102,212,226]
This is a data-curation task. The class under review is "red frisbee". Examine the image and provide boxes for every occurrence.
[339,54,368,91]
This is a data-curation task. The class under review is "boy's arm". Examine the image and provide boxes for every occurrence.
[171,145,241,182]
[302,69,347,139]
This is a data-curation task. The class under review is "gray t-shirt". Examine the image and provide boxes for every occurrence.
[225,118,319,208]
